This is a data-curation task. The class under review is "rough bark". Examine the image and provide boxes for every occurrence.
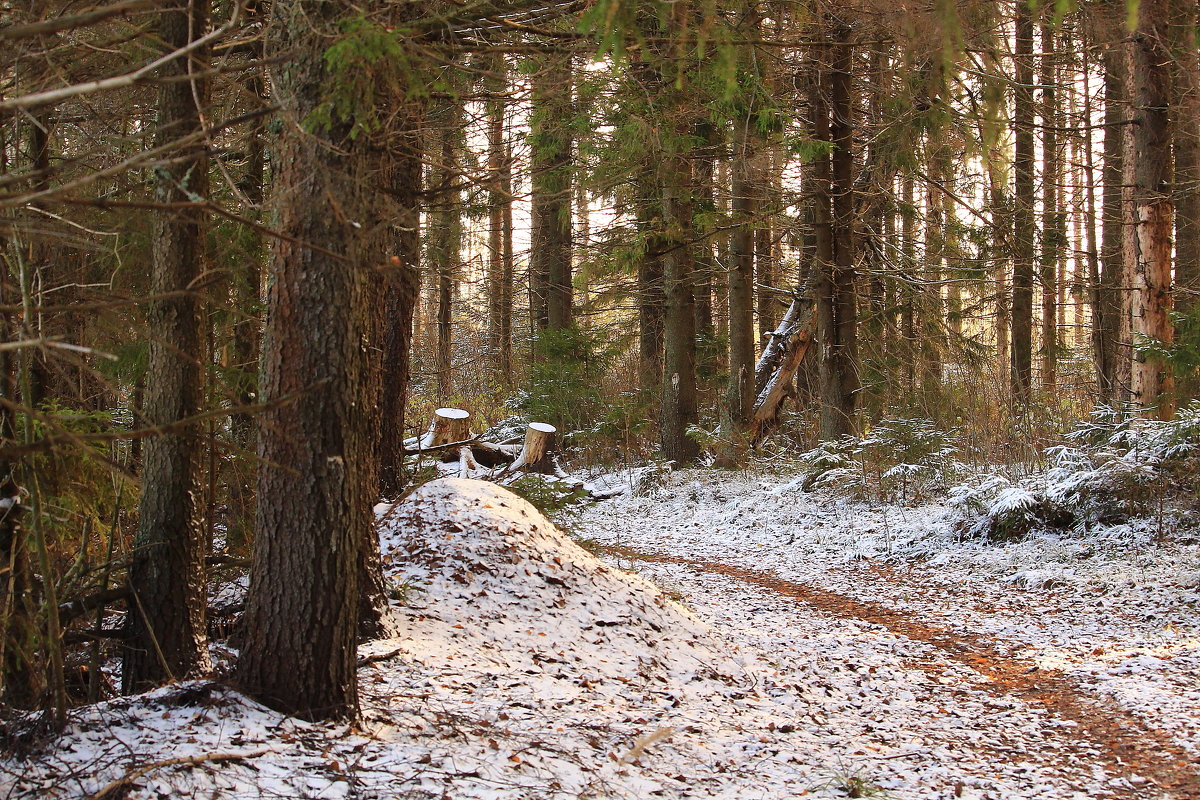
[636,174,665,395]
[123,0,211,693]
[1126,0,1175,416]
[234,0,371,721]
[430,104,462,397]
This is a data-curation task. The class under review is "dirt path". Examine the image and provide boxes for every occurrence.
[601,543,1200,800]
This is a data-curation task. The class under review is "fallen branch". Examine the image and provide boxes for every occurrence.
[89,748,274,800]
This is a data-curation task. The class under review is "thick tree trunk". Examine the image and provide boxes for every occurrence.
[1126,0,1175,416]
[234,0,372,721]
[1011,0,1036,405]
[123,0,211,693]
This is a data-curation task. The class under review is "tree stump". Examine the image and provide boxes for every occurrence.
[510,422,556,474]
[429,408,471,447]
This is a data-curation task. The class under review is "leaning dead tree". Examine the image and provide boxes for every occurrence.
[750,287,816,443]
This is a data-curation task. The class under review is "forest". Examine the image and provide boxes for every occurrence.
[2,0,1200,797]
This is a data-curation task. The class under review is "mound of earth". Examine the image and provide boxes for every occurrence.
[374,477,742,687]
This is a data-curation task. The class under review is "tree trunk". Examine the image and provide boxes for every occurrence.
[659,143,700,464]
[818,24,858,439]
[1040,19,1064,395]
[636,174,665,395]
[123,0,211,693]
[486,55,513,379]
[530,53,573,331]
[1126,0,1175,416]
[1011,0,1036,405]
[725,97,758,449]
[378,115,422,499]
[226,63,267,553]
[1171,0,1199,402]
[234,0,372,721]
[1096,24,1126,403]
[1172,0,1200,313]
[431,104,462,397]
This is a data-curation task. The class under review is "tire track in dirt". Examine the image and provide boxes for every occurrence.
[600,544,1200,800]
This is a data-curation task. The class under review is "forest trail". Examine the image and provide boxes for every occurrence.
[601,543,1200,800]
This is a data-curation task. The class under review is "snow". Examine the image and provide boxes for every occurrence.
[4,471,1198,799]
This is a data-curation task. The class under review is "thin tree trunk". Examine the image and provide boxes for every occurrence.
[636,174,665,395]
[1095,25,1126,403]
[1040,19,1064,394]
[530,53,572,331]
[818,22,858,439]
[725,98,758,444]
[485,56,512,378]
[1011,0,1036,405]
[378,111,423,499]
[430,105,461,396]
[123,0,211,693]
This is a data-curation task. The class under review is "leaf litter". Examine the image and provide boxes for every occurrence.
[2,473,1197,799]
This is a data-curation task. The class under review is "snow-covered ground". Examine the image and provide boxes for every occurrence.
[3,471,1198,799]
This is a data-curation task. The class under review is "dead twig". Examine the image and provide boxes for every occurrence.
[88,748,274,800]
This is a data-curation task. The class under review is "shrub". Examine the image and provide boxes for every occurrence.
[795,418,959,502]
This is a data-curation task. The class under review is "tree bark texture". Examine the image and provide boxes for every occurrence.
[1171,0,1200,315]
[485,56,514,379]
[234,0,371,721]
[1126,0,1175,416]
[123,0,211,693]
[659,142,700,464]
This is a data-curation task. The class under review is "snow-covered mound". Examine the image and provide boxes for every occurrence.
[375,478,740,685]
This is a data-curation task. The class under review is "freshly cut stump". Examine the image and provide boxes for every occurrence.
[429,407,470,447]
